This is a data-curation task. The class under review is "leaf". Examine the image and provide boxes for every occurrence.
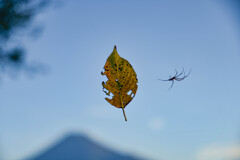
[101,46,138,121]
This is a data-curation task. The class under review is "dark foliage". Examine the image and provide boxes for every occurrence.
[0,0,49,76]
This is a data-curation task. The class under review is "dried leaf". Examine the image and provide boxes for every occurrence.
[101,46,138,121]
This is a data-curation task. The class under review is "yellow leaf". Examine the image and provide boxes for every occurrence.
[101,46,138,121]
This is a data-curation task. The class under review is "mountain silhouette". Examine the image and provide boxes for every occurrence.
[28,133,142,160]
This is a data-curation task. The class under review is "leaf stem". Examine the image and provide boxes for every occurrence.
[121,95,127,121]
[122,107,127,121]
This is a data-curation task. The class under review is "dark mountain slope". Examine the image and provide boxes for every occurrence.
[28,133,141,160]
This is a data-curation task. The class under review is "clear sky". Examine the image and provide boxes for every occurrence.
[0,0,240,160]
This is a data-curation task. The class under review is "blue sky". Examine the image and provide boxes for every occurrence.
[0,0,240,160]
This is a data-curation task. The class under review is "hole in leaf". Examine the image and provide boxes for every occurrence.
[127,90,132,95]
[103,88,109,95]
[109,92,114,99]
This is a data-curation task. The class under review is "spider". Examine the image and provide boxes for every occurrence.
[158,68,191,90]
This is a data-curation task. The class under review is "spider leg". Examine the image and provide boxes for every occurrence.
[175,78,184,81]
[158,78,170,81]
[176,67,185,78]
[185,69,192,77]
[168,80,174,90]
[174,70,178,77]
[180,69,192,79]
[175,69,191,80]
